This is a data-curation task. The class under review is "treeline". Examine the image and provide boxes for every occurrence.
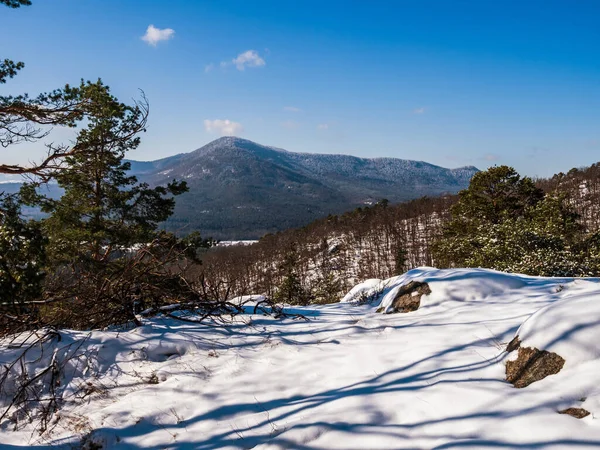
[198,164,600,304]
[537,163,600,231]
[198,195,456,303]
[434,165,600,276]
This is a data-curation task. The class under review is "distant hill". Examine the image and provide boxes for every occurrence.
[128,137,479,239]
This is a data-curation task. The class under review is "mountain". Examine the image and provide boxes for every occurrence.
[129,137,479,239]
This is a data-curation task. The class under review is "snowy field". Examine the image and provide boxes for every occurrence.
[3,267,600,449]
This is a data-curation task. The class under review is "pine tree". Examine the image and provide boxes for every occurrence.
[432,166,589,276]
[0,0,31,7]
[313,271,341,304]
[20,82,190,328]
[24,81,187,265]
[274,250,311,305]
[393,244,407,275]
[0,194,46,313]
[451,165,544,226]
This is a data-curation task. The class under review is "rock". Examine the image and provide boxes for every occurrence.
[505,341,565,388]
[388,281,431,313]
[558,408,590,419]
[506,335,521,353]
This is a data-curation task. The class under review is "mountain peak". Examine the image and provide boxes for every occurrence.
[189,137,289,160]
[210,136,250,146]
[128,138,478,238]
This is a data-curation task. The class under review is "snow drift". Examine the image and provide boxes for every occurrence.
[2,268,600,449]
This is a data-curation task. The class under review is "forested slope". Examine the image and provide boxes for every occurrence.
[197,163,600,303]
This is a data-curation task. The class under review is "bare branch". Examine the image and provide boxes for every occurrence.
[0,88,149,179]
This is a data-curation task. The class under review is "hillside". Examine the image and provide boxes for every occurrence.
[3,268,600,448]
[197,163,600,303]
[128,137,479,239]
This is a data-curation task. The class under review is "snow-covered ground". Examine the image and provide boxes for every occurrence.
[3,267,600,449]
[217,240,259,247]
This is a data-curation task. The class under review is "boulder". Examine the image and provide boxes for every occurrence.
[387,281,431,313]
[505,337,565,388]
[558,408,590,419]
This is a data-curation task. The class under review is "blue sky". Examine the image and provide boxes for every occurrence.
[1,0,599,177]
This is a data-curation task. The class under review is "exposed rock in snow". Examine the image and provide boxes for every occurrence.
[501,282,600,389]
[506,345,565,388]
[559,407,591,419]
[377,267,530,314]
[508,283,600,368]
[384,280,431,313]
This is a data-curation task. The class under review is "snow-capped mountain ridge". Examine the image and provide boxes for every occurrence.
[127,137,478,238]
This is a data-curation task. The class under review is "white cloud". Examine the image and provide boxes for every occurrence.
[412,107,426,114]
[204,119,243,136]
[141,25,175,46]
[283,106,301,112]
[317,123,329,130]
[232,50,266,71]
[209,50,267,72]
[484,153,499,161]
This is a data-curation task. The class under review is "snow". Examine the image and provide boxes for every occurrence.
[3,268,600,448]
[217,240,259,247]
[378,267,533,313]
[511,280,600,367]
[228,294,267,307]
[340,278,386,303]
